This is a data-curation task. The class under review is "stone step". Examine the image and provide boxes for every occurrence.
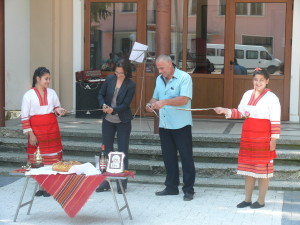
[1,137,300,163]
[1,127,300,149]
[1,151,299,182]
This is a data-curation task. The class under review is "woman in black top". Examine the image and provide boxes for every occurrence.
[97,59,136,193]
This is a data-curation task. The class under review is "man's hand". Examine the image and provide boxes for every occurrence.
[145,103,153,112]
[151,100,166,110]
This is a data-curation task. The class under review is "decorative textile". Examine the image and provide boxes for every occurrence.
[248,88,270,106]
[233,89,281,139]
[28,151,63,165]
[237,162,274,178]
[27,113,63,156]
[31,174,106,218]
[21,88,61,132]
[230,108,243,119]
[103,170,135,178]
[33,88,48,106]
[239,118,276,165]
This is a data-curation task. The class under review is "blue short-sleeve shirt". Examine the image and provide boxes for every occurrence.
[153,68,193,129]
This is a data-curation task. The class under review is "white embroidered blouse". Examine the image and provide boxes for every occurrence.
[227,89,281,139]
[21,88,61,133]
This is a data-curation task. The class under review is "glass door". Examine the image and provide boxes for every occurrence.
[84,0,147,115]
[226,0,293,120]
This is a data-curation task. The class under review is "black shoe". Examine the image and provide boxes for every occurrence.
[155,189,179,196]
[35,190,44,197]
[43,191,51,197]
[96,187,110,192]
[117,189,125,194]
[183,192,194,201]
[237,201,252,208]
[250,201,265,209]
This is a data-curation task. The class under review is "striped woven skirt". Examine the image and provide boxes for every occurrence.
[237,118,275,178]
[27,113,63,165]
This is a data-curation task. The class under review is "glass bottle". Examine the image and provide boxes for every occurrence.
[99,145,107,173]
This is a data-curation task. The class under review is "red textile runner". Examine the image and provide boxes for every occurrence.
[239,118,276,164]
[31,174,106,218]
[103,170,135,178]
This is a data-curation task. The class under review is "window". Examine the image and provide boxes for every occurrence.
[242,35,273,54]
[189,0,198,15]
[122,3,136,12]
[219,0,226,16]
[219,49,224,57]
[246,50,258,59]
[206,48,215,56]
[235,49,244,59]
[250,3,263,16]
[236,3,247,15]
[260,51,272,60]
[220,1,263,16]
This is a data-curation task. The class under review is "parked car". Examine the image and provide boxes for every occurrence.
[206,44,282,74]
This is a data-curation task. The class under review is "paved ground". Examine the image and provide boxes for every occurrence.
[0,175,299,225]
[1,116,300,224]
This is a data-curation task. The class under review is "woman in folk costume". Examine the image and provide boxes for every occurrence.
[21,67,66,197]
[214,68,281,209]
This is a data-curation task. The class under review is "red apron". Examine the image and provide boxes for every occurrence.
[27,113,63,164]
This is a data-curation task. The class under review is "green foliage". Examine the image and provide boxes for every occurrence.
[91,3,113,22]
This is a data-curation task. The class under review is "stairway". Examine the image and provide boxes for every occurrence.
[1,126,300,190]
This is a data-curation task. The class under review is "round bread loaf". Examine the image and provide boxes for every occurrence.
[52,161,81,172]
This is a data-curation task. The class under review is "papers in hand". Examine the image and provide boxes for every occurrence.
[129,42,148,63]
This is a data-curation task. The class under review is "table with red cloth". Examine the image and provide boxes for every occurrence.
[13,170,134,225]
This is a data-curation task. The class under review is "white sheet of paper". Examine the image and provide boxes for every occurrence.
[129,42,148,63]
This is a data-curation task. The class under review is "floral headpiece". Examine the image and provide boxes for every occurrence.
[254,67,262,71]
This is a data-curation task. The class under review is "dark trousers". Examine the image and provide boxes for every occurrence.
[100,118,131,190]
[159,125,195,194]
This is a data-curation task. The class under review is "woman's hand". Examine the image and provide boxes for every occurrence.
[102,104,108,113]
[105,107,113,114]
[270,138,277,151]
[55,108,66,117]
[29,131,38,146]
[102,104,113,114]
[214,107,228,115]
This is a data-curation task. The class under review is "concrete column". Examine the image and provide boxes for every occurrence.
[0,0,4,127]
[154,0,171,133]
[290,0,300,122]
[73,0,84,113]
[156,0,171,55]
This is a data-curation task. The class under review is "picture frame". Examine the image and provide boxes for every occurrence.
[106,152,126,173]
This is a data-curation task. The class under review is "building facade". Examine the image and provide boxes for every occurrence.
[1,0,300,123]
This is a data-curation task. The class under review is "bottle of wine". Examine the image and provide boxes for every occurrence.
[99,145,107,173]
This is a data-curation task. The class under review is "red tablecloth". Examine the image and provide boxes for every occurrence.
[31,174,105,218]
[103,170,135,178]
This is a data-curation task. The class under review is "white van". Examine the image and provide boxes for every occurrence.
[206,44,282,74]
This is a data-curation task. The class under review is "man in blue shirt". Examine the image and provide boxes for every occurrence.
[146,55,196,201]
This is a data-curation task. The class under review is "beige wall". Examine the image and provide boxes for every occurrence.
[5,0,31,110]
[30,0,73,111]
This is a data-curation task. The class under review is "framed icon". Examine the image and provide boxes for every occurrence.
[107,152,125,173]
